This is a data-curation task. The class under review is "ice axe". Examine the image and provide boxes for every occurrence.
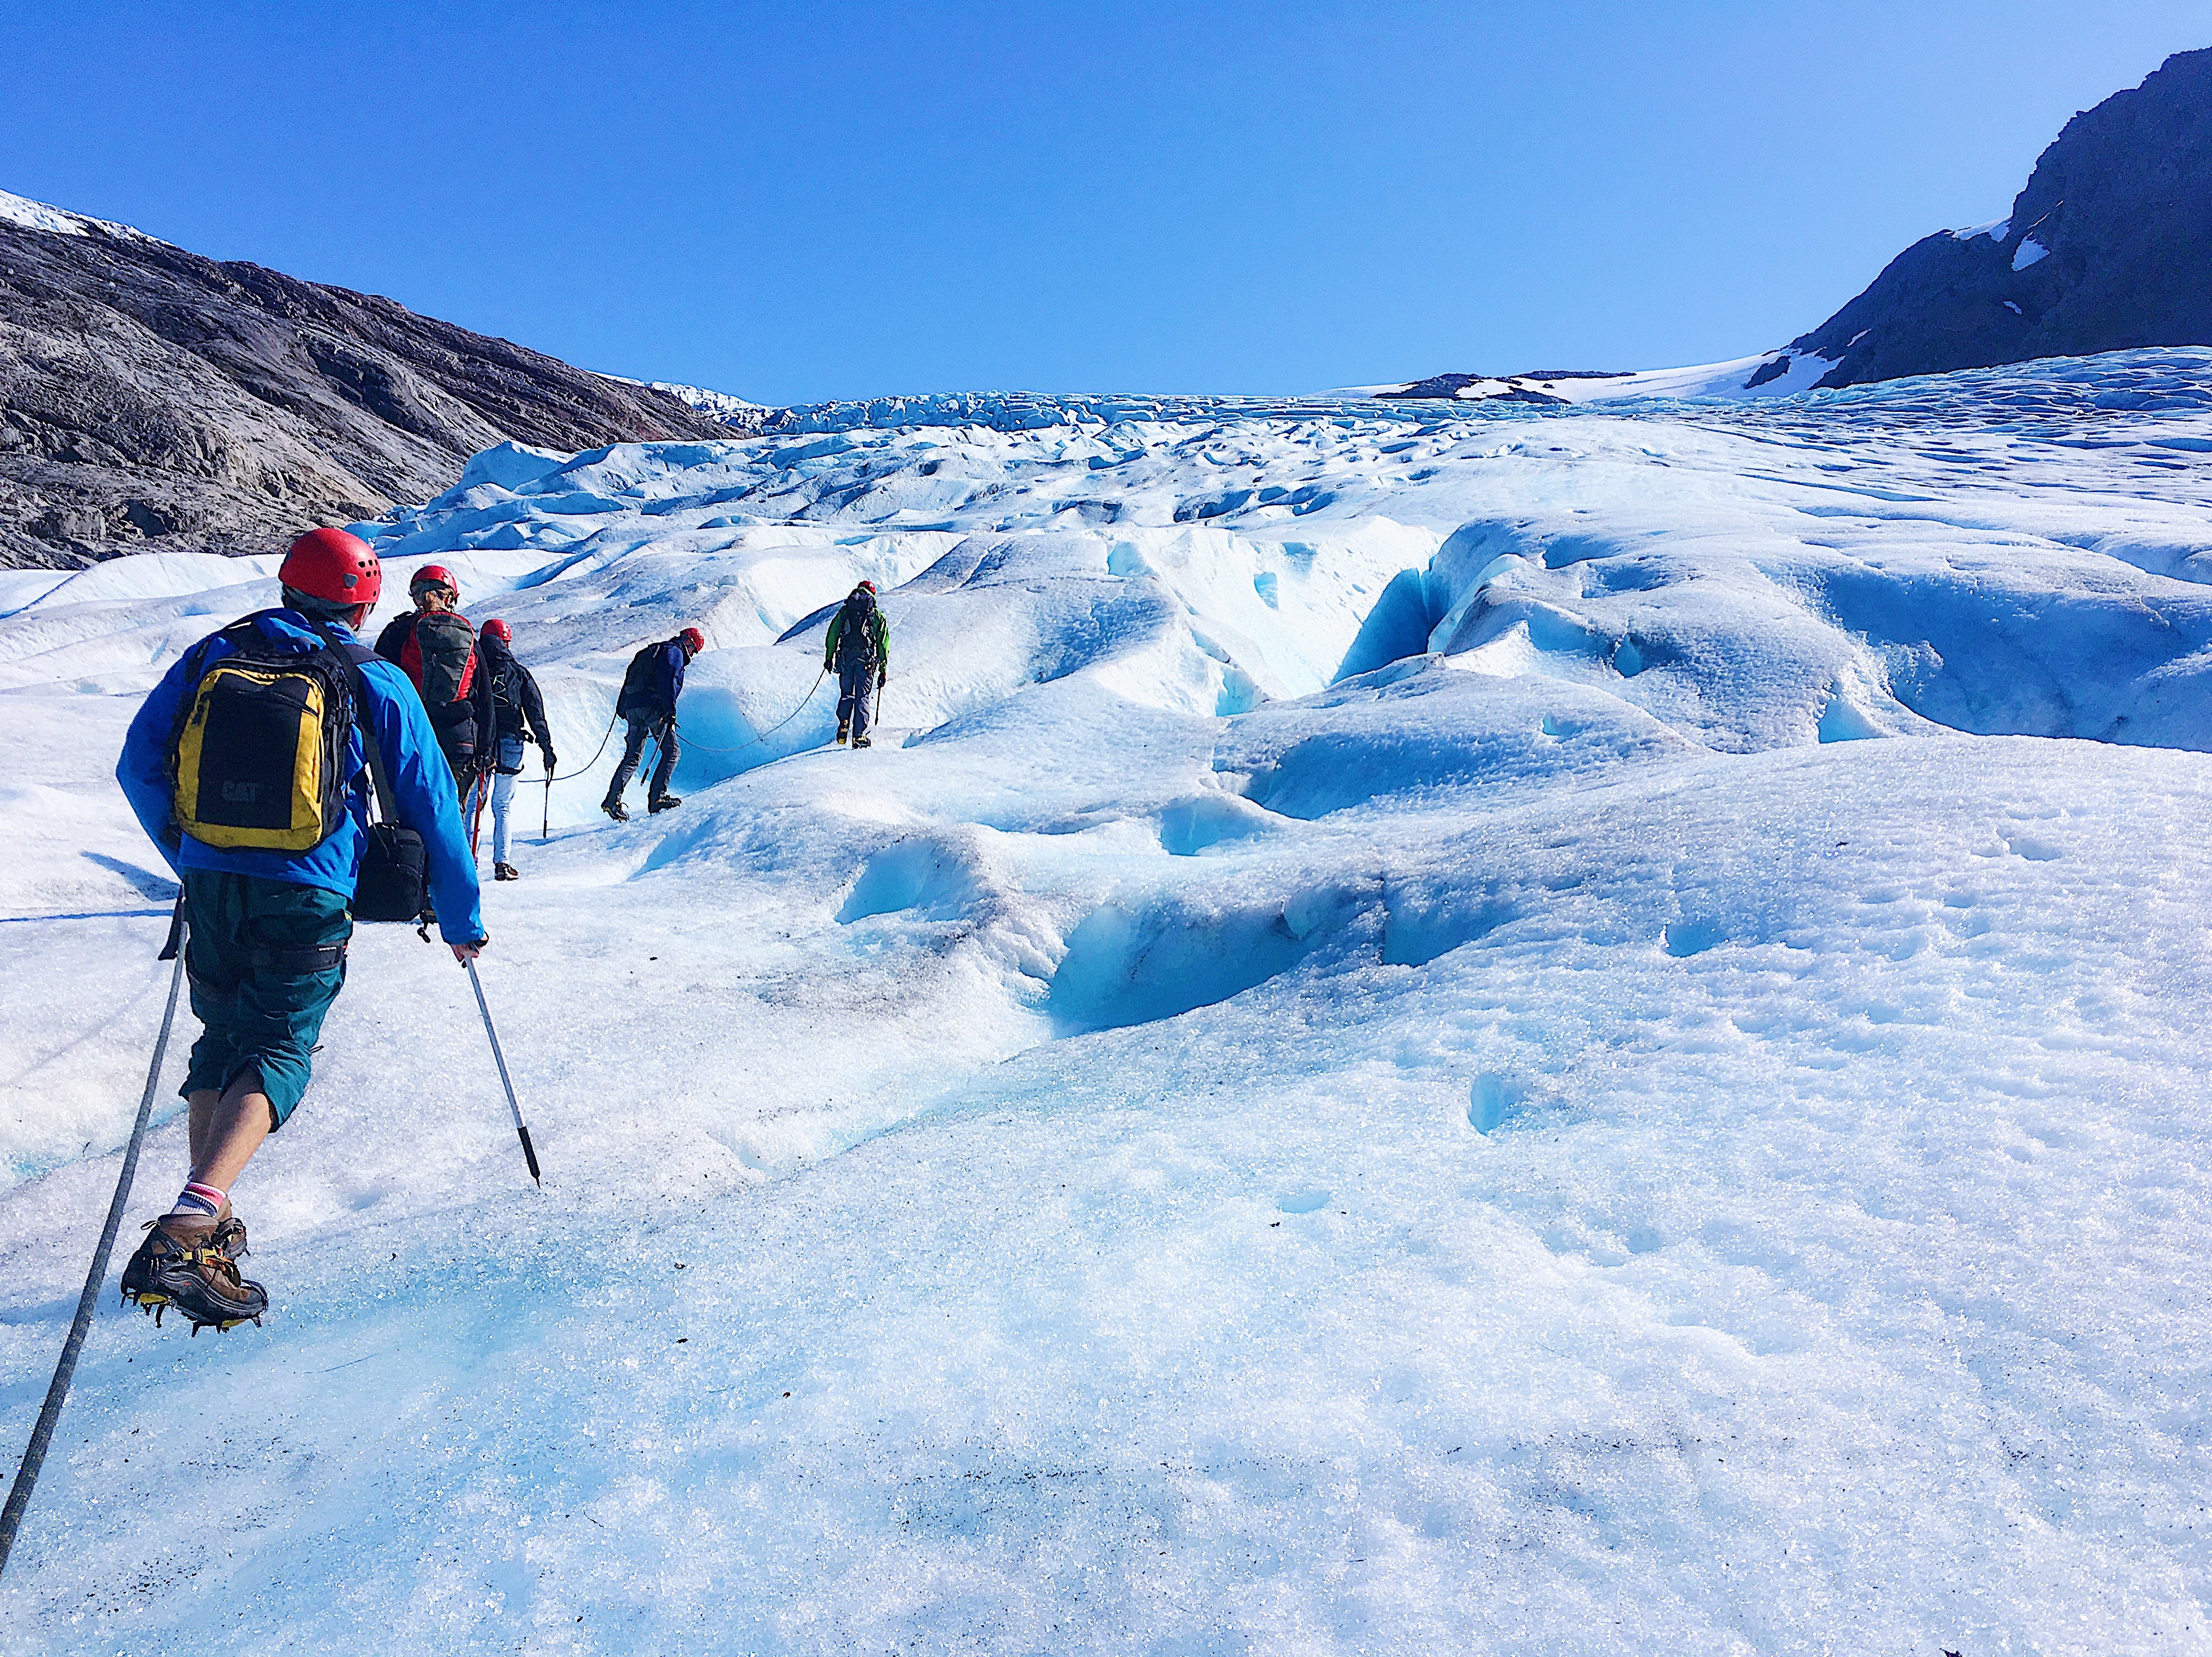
[466,770,488,858]
[465,958,541,1186]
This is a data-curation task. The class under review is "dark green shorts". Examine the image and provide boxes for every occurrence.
[179,869,352,1127]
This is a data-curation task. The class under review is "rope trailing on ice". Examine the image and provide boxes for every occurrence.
[664,666,832,755]
[545,711,622,784]
[0,902,188,1577]
[545,664,835,838]
[546,665,829,776]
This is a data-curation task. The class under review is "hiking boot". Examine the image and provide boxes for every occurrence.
[648,795,682,813]
[835,724,850,746]
[494,863,520,881]
[121,1214,267,1334]
[603,799,629,823]
[851,735,873,750]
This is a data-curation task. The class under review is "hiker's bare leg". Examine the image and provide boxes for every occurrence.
[185,1066,274,1198]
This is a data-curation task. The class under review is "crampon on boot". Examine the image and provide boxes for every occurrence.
[648,794,682,813]
[603,799,630,823]
[494,862,520,881]
[121,1215,267,1334]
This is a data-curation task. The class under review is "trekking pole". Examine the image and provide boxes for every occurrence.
[465,959,541,1186]
[0,901,187,1578]
[541,777,550,845]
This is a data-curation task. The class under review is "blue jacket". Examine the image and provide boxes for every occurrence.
[619,638,688,720]
[117,610,486,945]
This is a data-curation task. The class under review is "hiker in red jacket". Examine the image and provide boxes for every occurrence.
[374,564,496,802]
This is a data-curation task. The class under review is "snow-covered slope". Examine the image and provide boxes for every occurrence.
[1348,349,1847,405]
[1540,349,1844,401]
[0,187,155,245]
[597,374,767,424]
[2,350,2209,1652]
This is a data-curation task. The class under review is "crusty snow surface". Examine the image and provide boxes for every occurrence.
[2,352,2209,1653]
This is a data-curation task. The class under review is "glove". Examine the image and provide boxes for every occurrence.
[542,752,558,772]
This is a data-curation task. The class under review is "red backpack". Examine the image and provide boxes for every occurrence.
[400,611,478,710]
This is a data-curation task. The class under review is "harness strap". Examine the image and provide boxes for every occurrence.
[247,941,348,975]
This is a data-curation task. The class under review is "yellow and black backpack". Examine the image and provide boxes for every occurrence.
[168,615,364,852]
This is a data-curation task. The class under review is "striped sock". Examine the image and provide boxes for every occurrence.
[169,1181,226,1221]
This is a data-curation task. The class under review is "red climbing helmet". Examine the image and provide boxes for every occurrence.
[481,618,512,642]
[679,626,706,653]
[856,580,878,594]
[279,527,381,608]
[410,563,459,598]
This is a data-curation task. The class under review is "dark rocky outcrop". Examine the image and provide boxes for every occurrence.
[1742,354,1797,389]
[0,202,733,568]
[1791,47,2212,389]
[1374,372,1566,405]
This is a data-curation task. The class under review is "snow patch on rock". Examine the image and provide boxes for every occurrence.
[0,186,153,242]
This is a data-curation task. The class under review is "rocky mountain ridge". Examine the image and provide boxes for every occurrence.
[1786,47,2211,389]
[0,190,731,568]
[1384,48,2211,401]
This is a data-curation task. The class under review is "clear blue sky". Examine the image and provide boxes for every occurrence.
[5,2,2208,404]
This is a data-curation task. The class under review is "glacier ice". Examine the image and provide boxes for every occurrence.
[1,350,2210,1651]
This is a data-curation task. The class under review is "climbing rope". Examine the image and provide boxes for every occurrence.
[668,666,832,755]
[544,711,622,785]
[0,906,188,1577]
[544,665,833,779]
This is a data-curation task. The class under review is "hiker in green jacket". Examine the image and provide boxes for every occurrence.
[823,581,890,749]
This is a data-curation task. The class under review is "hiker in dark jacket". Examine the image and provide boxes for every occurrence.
[114,528,485,1335]
[374,563,496,804]
[823,580,890,749]
[602,626,704,822]
[477,619,557,881]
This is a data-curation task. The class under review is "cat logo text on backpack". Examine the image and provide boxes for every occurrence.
[170,619,359,852]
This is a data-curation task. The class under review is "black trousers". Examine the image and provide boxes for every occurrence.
[606,713,678,804]
[435,722,477,804]
[837,664,878,743]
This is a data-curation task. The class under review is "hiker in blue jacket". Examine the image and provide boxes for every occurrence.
[112,528,485,1333]
[602,626,704,822]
